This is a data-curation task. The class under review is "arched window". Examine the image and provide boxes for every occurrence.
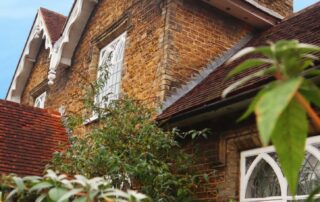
[95,32,127,108]
[240,136,320,201]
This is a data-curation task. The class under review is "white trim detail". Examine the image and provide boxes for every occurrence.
[240,136,320,202]
[48,0,99,85]
[245,0,284,20]
[6,9,54,103]
[159,34,253,113]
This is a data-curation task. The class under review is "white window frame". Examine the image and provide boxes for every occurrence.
[240,136,320,202]
[34,92,47,109]
[94,32,127,109]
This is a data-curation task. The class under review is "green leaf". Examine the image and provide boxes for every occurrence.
[306,185,320,202]
[300,79,320,108]
[227,47,256,63]
[35,193,47,202]
[227,58,273,79]
[255,46,273,58]
[304,69,320,77]
[48,188,68,202]
[255,77,303,145]
[297,43,320,52]
[13,177,25,193]
[57,188,83,202]
[73,196,87,202]
[222,67,275,98]
[271,99,308,195]
[29,182,53,193]
[5,189,17,201]
[23,176,42,182]
[203,174,209,182]
[302,53,319,61]
[238,82,277,122]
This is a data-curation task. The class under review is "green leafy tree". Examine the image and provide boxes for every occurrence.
[223,40,320,198]
[49,97,209,202]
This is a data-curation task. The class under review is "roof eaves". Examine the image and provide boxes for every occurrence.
[205,0,281,29]
[244,0,284,19]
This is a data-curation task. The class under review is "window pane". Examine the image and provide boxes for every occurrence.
[34,92,46,109]
[96,33,126,107]
[246,159,281,198]
[296,153,320,195]
[245,155,257,174]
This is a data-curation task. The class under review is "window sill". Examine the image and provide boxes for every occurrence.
[83,111,111,125]
[83,114,99,125]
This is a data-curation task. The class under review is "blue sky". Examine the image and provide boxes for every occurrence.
[0,0,73,99]
[0,0,319,99]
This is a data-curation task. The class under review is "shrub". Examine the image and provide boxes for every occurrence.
[50,98,209,202]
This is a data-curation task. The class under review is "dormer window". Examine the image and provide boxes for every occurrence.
[34,92,47,108]
[95,32,126,108]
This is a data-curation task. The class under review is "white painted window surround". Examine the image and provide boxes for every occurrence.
[240,136,320,202]
[95,32,126,108]
[34,92,47,109]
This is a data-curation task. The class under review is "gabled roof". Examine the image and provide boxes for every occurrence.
[158,2,320,122]
[0,100,68,176]
[6,8,66,103]
[39,8,67,43]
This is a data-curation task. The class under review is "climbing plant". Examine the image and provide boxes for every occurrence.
[223,40,320,198]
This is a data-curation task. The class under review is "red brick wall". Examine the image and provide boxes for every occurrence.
[161,0,252,99]
[21,0,254,113]
[42,0,254,114]
[46,0,166,114]
[184,121,261,201]
[21,44,49,106]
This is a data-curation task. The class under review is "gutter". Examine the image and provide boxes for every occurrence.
[158,82,265,127]
[159,66,320,127]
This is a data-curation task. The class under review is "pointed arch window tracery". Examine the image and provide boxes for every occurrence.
[241,136,320,202]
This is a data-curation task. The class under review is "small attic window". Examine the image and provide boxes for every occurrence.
[34,92,47,109]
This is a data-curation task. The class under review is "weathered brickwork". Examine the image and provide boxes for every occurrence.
[161,0,252,98]
[21,0,293,114]
[254,0,293,17]
[46,0,167,115]
[183,119,261,201]
[18,0,295,201]
[21,44,49,106]
[22,0,255,114]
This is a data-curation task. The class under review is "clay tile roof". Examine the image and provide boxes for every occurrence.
[0,100,68,176]
[39,7,67,43]
[158,2,320,121]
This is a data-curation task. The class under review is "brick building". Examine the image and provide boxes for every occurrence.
[5,0,320,201]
